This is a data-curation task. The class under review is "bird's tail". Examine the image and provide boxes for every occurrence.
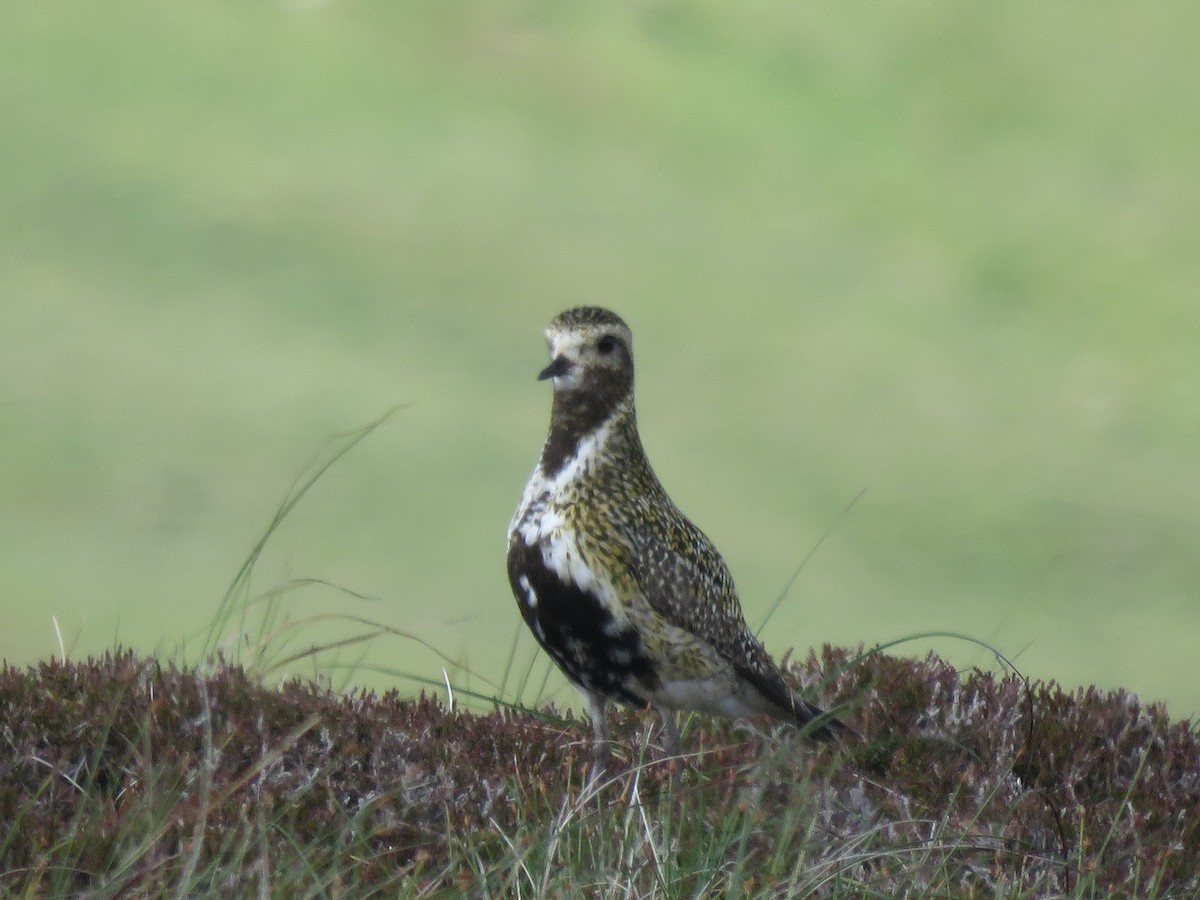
[789,694,855,742]
[738,662,858,742]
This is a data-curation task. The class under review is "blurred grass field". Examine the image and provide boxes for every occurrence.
[2,2,1197,718]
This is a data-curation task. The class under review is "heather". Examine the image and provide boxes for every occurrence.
[3,647,1194,896]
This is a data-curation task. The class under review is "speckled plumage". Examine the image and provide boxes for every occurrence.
[507,307,843,768]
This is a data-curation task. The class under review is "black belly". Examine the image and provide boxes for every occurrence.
[507,539,659,706]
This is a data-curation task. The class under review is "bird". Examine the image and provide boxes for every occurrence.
[506,306,846,774]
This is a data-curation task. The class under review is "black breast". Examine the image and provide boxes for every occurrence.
[506,538,659,707]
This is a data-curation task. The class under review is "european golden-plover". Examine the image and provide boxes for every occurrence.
[507,307,845,770]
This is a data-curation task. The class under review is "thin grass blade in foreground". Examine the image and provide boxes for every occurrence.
[199,407,401,666]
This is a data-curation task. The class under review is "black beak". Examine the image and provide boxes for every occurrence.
[537,355,572,381]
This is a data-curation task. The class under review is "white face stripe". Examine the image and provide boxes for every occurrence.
[517,575,537,609]
[507,413,630,629]
[541,320,633,391]
[537,530,628,627]
[543,329,588,390]
[543,419,612,493]
[507,417,615,545]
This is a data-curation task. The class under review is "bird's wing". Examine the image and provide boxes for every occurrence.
[623,500,843,735]
[627,512,743,649]
[625,505,788,688]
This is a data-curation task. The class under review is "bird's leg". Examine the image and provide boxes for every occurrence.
[656,707,682,757]
[655,706,685,776]
[585,692,613,784]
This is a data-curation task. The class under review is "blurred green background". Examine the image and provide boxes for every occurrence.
[3,2,1197,719]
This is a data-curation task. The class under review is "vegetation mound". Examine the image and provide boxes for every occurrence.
[2,649,1195,896]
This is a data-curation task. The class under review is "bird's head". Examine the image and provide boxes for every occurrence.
[539,306,635,399]
[531,307,640,472]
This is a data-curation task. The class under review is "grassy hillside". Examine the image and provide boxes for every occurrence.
[3,650,1196,896]
[2,2,1199,719]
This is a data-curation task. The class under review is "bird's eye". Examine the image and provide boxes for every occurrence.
[597,335,617,355]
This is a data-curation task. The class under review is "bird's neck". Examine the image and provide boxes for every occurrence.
[540,391,641,479]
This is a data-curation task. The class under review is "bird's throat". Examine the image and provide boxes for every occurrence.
[540,390,634,479]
